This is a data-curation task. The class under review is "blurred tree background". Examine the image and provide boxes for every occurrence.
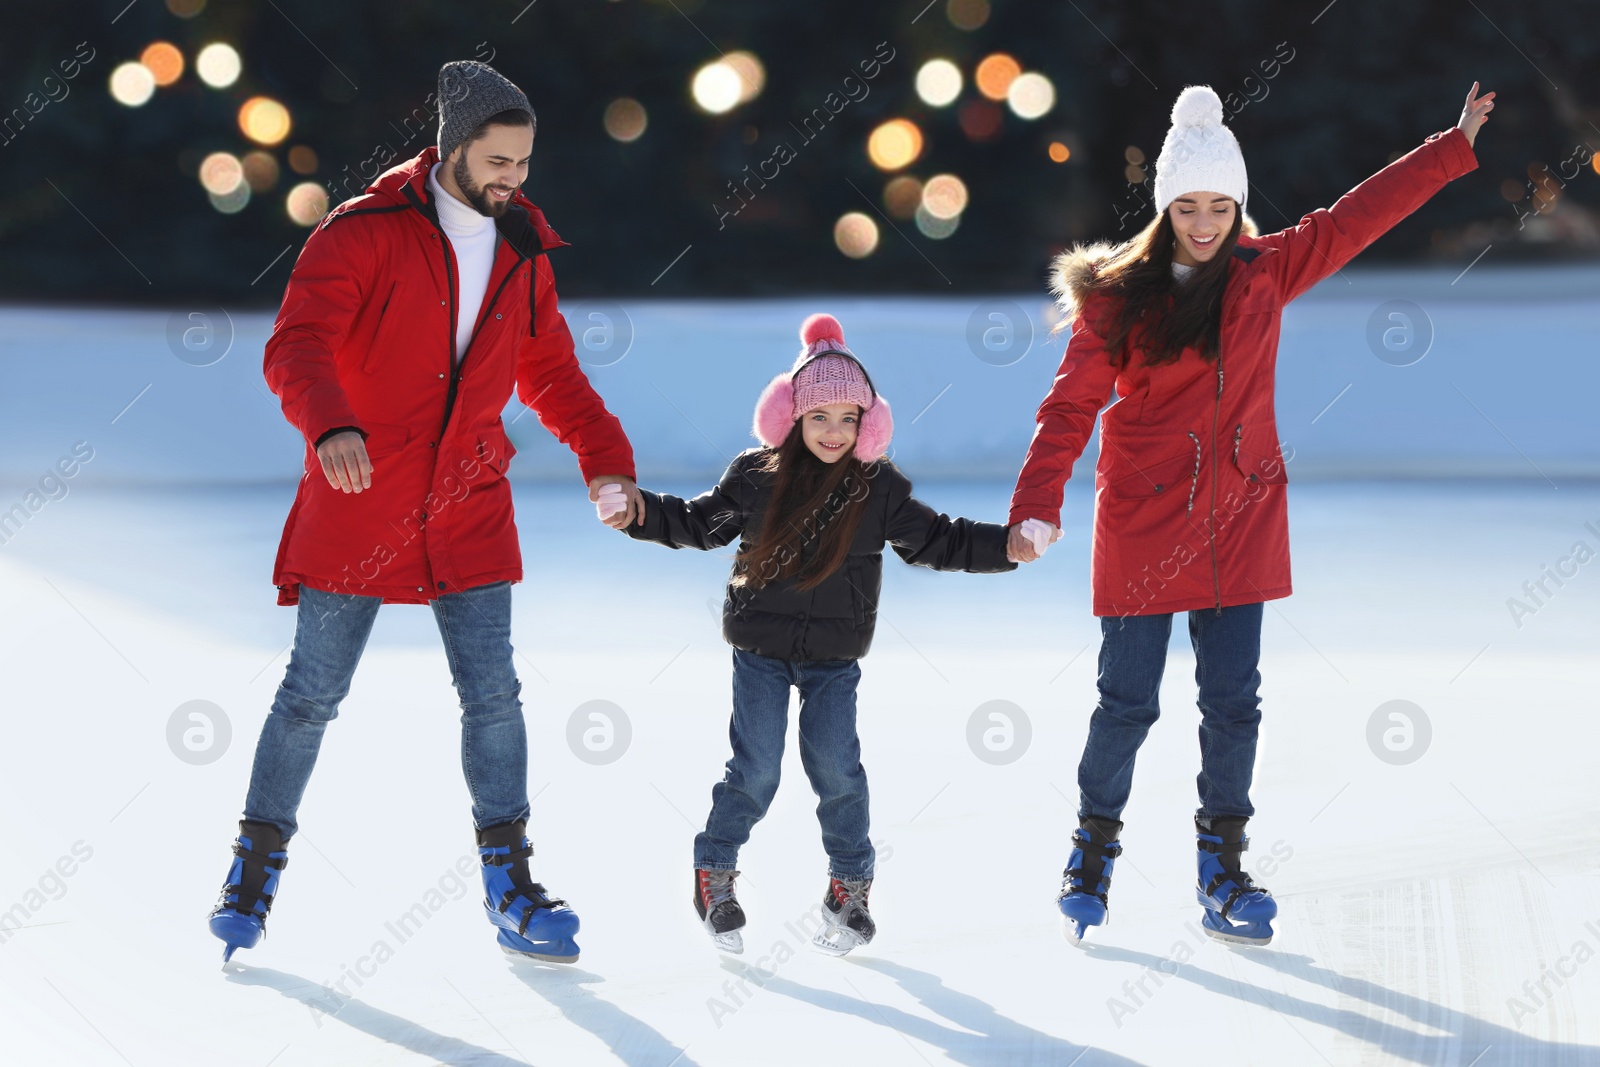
[4,0,1598,305]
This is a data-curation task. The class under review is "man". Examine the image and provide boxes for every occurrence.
[208,60,640,965]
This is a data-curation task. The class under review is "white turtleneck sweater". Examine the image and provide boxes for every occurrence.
[427,162,498,365]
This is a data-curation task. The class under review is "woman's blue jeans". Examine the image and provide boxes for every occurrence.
[1078,602,1264,823]
[696,648,874,880]
[242,580,530,839]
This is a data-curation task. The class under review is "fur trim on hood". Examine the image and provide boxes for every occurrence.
[1048,212,1259,323]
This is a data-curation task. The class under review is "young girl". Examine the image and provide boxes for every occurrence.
[1008,83,1494,946]
[605,313,1016,955]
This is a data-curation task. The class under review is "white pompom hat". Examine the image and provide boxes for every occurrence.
[1152,86,1248,215]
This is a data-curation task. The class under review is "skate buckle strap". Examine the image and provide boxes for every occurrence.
[232,843,289,869]
[1203,873,1266,918]
[498,883,567,936]
[481,844,533,867]
[1196,834,1248,856]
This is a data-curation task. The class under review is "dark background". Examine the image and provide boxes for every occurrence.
[5,0,1598,305]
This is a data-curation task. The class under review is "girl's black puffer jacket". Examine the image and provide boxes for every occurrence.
[624,448,1016,662]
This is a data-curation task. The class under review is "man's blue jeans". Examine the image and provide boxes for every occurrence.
[696,649,874,880]
[1078,603,1264,822]
[243,580,530,839]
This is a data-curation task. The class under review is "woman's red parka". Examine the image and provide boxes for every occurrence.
[1010,128,1477,617]
[265,147,635,606]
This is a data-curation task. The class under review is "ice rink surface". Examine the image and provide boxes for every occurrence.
[2,288,1598,1065]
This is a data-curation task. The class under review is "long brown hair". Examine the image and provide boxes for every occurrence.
[1086,208,1242,369]
[733,421,873,592]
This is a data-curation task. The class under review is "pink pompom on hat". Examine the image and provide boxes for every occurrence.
[752,313,894,462]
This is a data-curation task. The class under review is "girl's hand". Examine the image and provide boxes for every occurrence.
[1455,82,1495,148]
[589,476,642,528]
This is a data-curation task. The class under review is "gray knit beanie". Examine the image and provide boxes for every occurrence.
[435,61,537,162]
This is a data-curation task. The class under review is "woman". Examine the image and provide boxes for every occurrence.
[1008,83,1494,946]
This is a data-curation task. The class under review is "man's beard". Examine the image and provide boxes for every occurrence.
[453,153,515,218]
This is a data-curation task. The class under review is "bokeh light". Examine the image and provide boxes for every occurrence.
[141,42,184,87]
[834,213,880,259]
[883,175,923,220]
[1125,146,1146,165]
[691,61,743,114]
[109,62,156,107]
[198,152,244,196]
[724,51,766,104]
[1007,72,1056,120]
[288,145,319,175]
[242,150,280,193]
[603,98,649,142]
[208,183,251,215]
[946,0,990,31]
[867,118,923,171]
[1048,141,1071,163]
[915,203,960,239]
[196,43,241,88]
[915,59,962,108]
[165,0,206,15]
[239,96,292,146]
[287,182,330,227]
[975,54,1021,101]
[921,174,969,220]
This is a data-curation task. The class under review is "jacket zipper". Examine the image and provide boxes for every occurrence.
[1209,357,1223,613]
[1185,431,1201,515]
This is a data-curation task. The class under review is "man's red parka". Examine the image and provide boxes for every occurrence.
[265,147,634,606]
[1010,128,1477,617]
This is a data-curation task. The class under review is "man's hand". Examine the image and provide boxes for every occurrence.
[589,476,642,529]
[317,431,371,494]
[1006,519,1061,563]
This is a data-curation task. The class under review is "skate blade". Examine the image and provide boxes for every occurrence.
[708,929,744,954]
[1201,923,1272,947]
[810,926,867,957]
[1060,915,1088,946]
[498,935,580,964]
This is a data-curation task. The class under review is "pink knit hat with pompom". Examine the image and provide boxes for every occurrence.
[752,313,894,462]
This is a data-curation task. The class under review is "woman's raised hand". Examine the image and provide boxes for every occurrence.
[1456,82,1495,148]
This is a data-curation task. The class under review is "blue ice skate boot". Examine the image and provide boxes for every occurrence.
[478,820,580,963]
[208,820,289,963]
[1196,815,1277,946]
[1056,816,1123,945]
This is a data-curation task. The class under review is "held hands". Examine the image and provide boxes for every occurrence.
[1006,519,1061,564]
[317,431,372,493]
[589,476,643,529]
[1455,82,1495,148]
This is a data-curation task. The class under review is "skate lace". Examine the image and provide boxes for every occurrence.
[831,877,871,911]
[700,868,739,910]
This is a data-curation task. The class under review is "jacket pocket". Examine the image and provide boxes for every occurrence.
[359,420,412,460]
[473,421,517,481]
[1106,450,1198,500]
[1230,425,1288,487]
[361,281,402,375]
